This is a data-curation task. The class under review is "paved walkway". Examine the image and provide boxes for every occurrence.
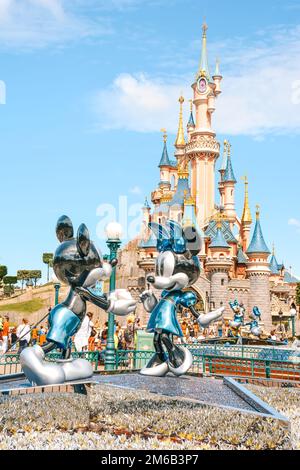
[94,373,255,411]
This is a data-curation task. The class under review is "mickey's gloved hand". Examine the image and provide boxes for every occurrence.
[108,289,137,316]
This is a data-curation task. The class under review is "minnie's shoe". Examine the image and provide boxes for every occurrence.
[168,346,193,377]
[140,353,169,377]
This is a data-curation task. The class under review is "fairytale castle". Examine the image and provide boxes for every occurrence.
[116,24,298,331]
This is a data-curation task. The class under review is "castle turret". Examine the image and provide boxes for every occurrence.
[218,140,228,207]
[206,220,233,313]
[187,99,195,142]
[158,129,172,189]
[186,22,221,229]
[141,197,151,240]
[223,141,236,224]
[212,58,222,95]
[246,206,271,328]
[241,176,253,251]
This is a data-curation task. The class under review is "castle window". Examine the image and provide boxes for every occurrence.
[221,279,225,286]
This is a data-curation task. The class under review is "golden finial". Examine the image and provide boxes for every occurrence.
[189,99,193,112]
[227,140,232,157]
[175,95,186,147]
[160,128,167,143]
[256,204,260,220]
[272,243,275,256]
[241,175,252,224]
[213,210,226,229]
[202,20,208,37]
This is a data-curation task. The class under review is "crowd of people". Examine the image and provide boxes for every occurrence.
[0,315,48,354]
[73,313,144,352]
[0,306,297,355]
[0,312,144,355]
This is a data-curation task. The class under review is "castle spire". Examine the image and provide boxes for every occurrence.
[213,58,221,77]
[223,142,236,183]
[158,128,171,167]
[241,176,252,224]
[219,140,228,178]
[187,99,195,128]
[175,96,186,147]
[246,206,270,255]
[197,21,211,81]
[269,243,280,274]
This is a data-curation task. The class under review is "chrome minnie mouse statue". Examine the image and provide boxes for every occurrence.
[20,215,136,386]
[139,220,224,378]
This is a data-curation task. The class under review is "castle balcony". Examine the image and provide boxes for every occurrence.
[138,257,156,274]
[186,134,220,157]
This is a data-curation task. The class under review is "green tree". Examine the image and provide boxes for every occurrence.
[3,275,18,296]
[17,270,31,291]
[28,270,42,287]
[296,283,300,309]
[43,253,54,282]
[0,265,7,281]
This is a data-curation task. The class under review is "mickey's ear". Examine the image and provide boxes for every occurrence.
[77,224,91,257]
[183,226,202,256]
[56,215,74,242]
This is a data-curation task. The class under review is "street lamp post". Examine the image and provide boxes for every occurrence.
[52,274,61,306]
[104,222,122,371]
[290,315,296,338]
[278,309,283,333]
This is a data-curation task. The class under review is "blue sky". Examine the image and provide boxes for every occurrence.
[0,0,300,281]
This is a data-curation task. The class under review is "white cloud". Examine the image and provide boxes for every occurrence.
[93,24,300,137]
[289,218,300,233]
[129,185,142,195]
[0,0,112,49]
[93,73,190,134]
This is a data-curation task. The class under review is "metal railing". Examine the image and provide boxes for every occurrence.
[1,345,299,381]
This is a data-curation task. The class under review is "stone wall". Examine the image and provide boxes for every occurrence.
[248,273,271,328]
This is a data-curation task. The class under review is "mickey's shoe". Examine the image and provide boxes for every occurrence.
[20,345,93,386]
[140,353,169,377]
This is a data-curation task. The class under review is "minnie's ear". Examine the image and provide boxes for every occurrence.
[183,226,202,256]
[77,224,90,257]
[56,215,74,242]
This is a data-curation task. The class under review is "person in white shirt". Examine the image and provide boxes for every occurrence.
[290,305,297,317]
[17,318,31,354]
[74,312,94,352]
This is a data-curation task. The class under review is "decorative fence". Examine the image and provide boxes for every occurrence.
[1,345,300,381]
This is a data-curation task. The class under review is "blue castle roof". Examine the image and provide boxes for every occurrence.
[237,247,248,264]
[209,226,230,249]
[159,142,171,167]
[139,232,157,249]
[205,220,238,244]
[284,271,299,284]
[270,254,280,274]
[170,177,190,207]
[223,154,237,183]
[188,111,195,127]
[246,215,270,255]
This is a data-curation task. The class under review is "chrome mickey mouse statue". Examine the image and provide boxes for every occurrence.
[139,220,224,378]
[20,215,136,386]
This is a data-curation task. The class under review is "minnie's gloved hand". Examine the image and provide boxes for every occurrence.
[108,289,137,316]
[198,307,225,328]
